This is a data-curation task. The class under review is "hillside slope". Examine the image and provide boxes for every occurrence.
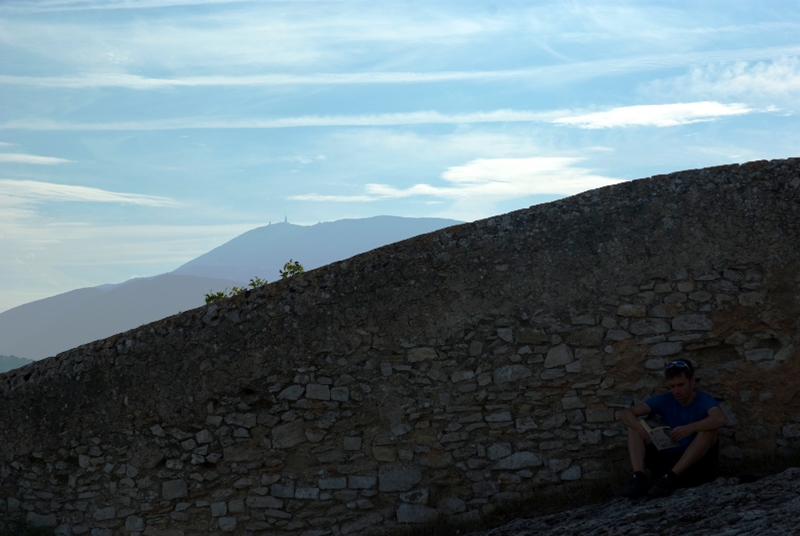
[172,215,460,282]
[0,216,459,361]
[0,274,242,360]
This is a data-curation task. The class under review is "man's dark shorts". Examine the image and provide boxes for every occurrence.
[644,440,719,487]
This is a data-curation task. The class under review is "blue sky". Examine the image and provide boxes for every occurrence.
[1,0,799,312]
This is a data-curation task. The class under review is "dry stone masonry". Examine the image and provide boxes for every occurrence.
[1,158,799,535]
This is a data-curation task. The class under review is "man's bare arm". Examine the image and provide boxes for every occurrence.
[669,406,728,441]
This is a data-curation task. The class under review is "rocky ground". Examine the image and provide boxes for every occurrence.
[471,467,800,536]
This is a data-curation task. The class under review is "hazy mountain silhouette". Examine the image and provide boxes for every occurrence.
[0,355,34,374]
[0,274,243,361]
[172,216,459,282]
[0,216,460,361]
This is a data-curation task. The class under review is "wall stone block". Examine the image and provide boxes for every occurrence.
[319,476,347,490]
[161,480,188,501]
[272,419,306,448]
[493,365,532,383]
[493,452,543,470]
[305,384,331,400]
[672,314,713,331]
[397,504,438,523]
[408,347,438,362]
[379,464,423,492]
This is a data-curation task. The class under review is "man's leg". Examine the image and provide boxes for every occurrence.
[646,432,718,498]
[621,427,650,498]
[627,426,647,472]
[671,431,718,477]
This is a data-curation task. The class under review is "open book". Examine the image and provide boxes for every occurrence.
[639,418,680,450]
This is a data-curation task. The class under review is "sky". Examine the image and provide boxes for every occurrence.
[1,0,799,313]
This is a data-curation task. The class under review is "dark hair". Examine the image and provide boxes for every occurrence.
[665,360,694,379]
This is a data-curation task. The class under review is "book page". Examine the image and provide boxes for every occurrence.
[639,418,680,450]
[649,427,680,450]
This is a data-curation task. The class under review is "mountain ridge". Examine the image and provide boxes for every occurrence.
[172,215,460,282]
[0,215,460,362]
[0,355,33,374]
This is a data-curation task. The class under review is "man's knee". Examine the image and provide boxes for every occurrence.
[696,430,718,442]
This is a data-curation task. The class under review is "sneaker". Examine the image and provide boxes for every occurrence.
[621,472,649,499]
[647,474,674,498]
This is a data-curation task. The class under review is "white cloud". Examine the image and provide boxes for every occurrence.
[0,70,561,89]
[552,102,751,129]
[0,102,756,132]
[0,110,563,131]
[647,57,800,105]
[0,179,178,206]
[0,153,73,165]
[291,157,623,214]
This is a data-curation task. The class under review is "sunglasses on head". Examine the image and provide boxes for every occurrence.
[666,361,690,369]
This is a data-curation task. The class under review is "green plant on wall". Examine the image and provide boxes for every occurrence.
[279,259,304,279]
[204,275,272,304]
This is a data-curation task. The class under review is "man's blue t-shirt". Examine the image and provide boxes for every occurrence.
[645,391,720,451]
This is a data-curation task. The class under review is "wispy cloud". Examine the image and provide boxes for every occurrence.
[0,179,178,206]
[2,0,256,12]
[0,5,500,72]
[646,57,800,107]
[0,102,756,131]
[0,110,563,130]
[552,102,751,129]
[291,157,623,207]
[0,70,578,89]
[5,47,800,90]
[0,153,73,165]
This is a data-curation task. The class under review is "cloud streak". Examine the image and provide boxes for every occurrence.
[0,179,178,207]
[2,0,256,12]
[0,110,562,130]
[552,101,751,129]
[291,157,624,206]
[0,153,73,165]
[4,46,800,90]
[0,102,755,131]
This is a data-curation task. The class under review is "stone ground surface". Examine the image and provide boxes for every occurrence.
[471,467,800,536]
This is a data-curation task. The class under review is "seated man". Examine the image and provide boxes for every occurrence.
[619,360,728,498]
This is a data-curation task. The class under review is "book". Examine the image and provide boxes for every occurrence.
[639,418,680,450]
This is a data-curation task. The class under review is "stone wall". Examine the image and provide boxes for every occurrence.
[1,158,799,535]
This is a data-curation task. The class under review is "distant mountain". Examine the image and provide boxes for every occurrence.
[0,287,105,352]
[0,216,460,361]
[172,216,460,282]
[0,355,33,374]
[0,274,243,361]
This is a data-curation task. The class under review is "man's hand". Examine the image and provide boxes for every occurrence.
[669,425,693,441]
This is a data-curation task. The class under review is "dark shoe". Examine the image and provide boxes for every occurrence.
[647,474,674,498]
[621,472,649,499]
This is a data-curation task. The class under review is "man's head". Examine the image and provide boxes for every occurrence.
[665,359,694,380]
[665,360,696,404]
